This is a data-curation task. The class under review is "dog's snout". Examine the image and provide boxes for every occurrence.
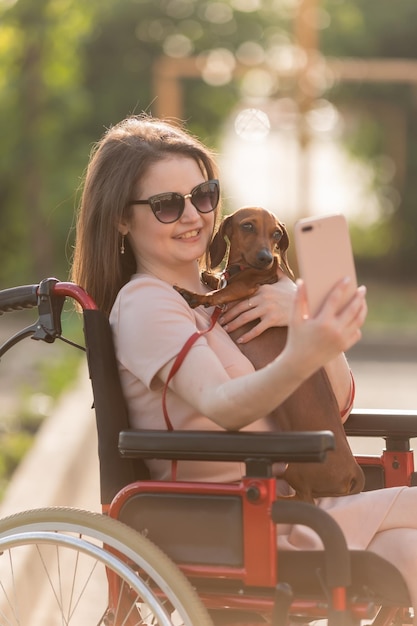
[257,249,274,266]
[349,466,365,495]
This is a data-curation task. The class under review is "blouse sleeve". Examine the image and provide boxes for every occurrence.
[110,275,208,389]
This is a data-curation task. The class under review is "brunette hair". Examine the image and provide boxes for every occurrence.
[71,115,220,316]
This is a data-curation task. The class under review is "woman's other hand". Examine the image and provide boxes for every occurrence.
[219,269,297,344]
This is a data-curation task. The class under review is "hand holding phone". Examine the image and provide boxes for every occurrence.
[294,214,358,317]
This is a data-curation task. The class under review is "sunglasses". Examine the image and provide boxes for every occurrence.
[129,179,220,224]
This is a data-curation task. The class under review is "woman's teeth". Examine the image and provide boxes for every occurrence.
[180,230,199,239]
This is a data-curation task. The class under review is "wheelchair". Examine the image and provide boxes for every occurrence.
[1,277,417,626]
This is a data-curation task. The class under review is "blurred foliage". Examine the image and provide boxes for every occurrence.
[321,0,417,57]
[0,0,417,285]
[0,430,33,497]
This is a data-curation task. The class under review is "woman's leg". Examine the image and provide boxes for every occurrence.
[367,488,417,622]
[377,486,417,531]
[368,528,417,624]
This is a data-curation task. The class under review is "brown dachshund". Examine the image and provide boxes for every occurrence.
[176,207,291,308]
[174,207,365,502]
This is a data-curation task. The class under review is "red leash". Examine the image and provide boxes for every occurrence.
[162,306,222,480]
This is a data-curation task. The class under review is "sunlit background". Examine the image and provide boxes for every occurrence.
[220,104,382,225]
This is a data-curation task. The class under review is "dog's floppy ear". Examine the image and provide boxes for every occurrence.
[276,222,294,278]
[209,214,233,269]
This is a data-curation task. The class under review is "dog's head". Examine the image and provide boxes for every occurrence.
[209,206,292,276]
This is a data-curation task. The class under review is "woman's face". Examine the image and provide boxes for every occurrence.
[122,156,216,281]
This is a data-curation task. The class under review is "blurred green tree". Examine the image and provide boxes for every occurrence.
[0,0,96,284]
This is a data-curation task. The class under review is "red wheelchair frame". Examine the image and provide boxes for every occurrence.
[2,277,417,626]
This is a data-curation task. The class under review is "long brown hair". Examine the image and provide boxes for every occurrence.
[71,115,220,316]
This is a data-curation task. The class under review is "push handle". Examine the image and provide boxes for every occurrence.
[0,284,39,314]
[0,279,98,315]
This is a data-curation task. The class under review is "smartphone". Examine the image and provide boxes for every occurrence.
[294,214,357,317]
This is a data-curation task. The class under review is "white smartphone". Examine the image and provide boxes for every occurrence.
[294,214,358,317]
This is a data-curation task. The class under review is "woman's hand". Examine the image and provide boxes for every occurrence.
[284,278,367,381]
[219,269,297,344]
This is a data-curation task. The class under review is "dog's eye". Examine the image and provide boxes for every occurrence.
[241,222,254,232]
[273,230,283,241]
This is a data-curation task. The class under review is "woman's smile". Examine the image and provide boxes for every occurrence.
[175,229,201,240]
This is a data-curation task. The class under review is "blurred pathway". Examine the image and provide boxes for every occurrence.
[0,362,100,517]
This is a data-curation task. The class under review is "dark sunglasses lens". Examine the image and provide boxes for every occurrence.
[192,181,219,213]
[151,194,184,223]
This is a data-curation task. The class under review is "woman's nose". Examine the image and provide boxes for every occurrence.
[181,198,200,221]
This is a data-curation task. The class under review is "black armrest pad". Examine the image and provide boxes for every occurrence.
[345,409,417,438]
[118,429,335,463]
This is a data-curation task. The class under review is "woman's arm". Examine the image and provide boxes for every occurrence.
[157,279,367,430]
[218,269,363,417]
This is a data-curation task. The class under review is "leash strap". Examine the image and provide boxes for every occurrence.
[162,306,222,480]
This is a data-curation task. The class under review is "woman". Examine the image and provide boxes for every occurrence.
[71,114,417,616]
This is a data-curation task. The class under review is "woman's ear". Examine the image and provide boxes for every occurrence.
[117,220,129,236]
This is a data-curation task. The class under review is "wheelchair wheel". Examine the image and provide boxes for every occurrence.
[0,507,214,626]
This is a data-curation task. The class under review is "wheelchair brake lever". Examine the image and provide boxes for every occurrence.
[32,277,64,343]
[0,278,80,358]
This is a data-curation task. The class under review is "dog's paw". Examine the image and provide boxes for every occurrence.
[173,285,201,308]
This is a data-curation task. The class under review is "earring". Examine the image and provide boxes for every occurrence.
[120,235,125,255]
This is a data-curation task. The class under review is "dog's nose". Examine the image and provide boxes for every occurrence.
[257,249,274,266]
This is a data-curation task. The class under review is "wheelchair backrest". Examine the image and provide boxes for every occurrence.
[83,308,149,505]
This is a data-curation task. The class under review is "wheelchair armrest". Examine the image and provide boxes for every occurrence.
[345,409,417,438]
[118,429,335,463]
